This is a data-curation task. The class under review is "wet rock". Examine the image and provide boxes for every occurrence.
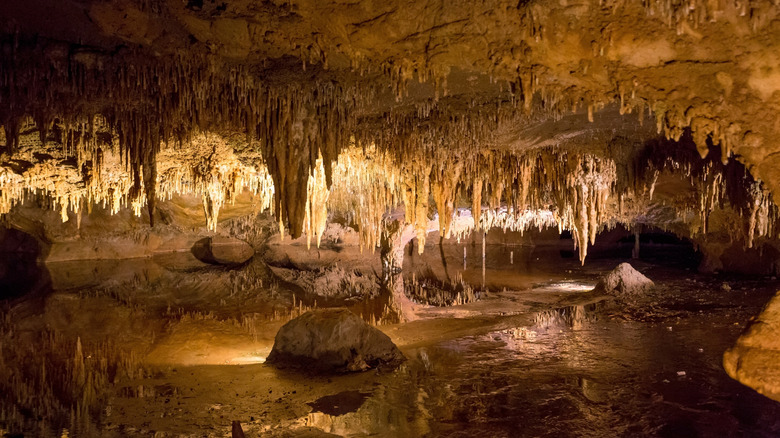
[266,308,405,373]
[191,236,253,265]
[593,263,654,296]
[724,291,780,402]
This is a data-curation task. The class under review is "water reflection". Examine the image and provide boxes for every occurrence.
[314,309,780,437]
[2,241,780,437]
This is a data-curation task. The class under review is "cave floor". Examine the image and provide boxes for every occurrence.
[2,245,780,437]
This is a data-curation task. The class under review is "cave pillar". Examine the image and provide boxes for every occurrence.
[632,230,640,259]
[379,219,418,322]
[697,242,726,273]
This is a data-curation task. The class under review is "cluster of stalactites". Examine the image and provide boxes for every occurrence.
[642,0,776,33]
[327,143,403,253]
[156,133,275,231]
[0,118,136,223]
[558,155,618,263]
[444,207,558,244]
[0,39,374,238]
[325,144,624,263]
[0,128,275,230]
[640,140,780,247]
[442,150,621,264]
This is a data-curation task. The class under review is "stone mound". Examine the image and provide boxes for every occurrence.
[266,308,405,373]
[593,263,654,296]
[191,236,254,265]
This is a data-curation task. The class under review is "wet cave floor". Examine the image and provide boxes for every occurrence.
[2,243,780,437]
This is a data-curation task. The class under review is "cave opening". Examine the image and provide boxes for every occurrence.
[0,227,49,300]
[4,1,780,437]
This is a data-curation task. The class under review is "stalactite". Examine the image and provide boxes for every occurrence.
[303,154,329,249]
[431,155,464,239]
[328,144,403,252]
[0,29,777,258]
[402,164,432,254]
[472,178,483,225]
[0,39,369,236]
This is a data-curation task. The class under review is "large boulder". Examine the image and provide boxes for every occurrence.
[724,292,780,402]
[266,308,405,373]
[191,236,254,265]
[593,263,654,296]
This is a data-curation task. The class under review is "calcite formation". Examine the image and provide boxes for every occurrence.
[593,263,655,296]
[3,0,780,426]
[0,0,780,264]
[724,291,780,403]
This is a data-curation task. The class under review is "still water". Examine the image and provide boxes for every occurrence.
[371,315,780,437]
[2,241,780,437]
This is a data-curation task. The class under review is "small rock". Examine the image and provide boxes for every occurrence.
[592,263,654,296]
[721,282,732,292]
[677,371,686,376]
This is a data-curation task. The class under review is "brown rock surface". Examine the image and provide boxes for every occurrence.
[266,308,405,373]
[724,291,780,403]
[191,236,254,266]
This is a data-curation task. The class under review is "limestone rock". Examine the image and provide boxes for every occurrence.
[266,308,405,373]
[191,236,254,265]
[593,263,654,296]
[724,292,780,402]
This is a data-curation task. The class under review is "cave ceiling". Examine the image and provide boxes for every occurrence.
[1,0,780,261]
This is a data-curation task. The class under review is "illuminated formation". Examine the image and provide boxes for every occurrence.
[0,118,777,264]
[1,0,780,260]
[4,1,780,436]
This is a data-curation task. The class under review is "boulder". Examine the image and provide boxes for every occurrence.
[191,236,253,265]
[724,291,780,402]
[266,308,405,373]
[593,263,654,296]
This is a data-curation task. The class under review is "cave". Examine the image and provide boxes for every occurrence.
[3,1,780,436]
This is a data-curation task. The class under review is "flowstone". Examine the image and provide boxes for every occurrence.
[724,291,780,403]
